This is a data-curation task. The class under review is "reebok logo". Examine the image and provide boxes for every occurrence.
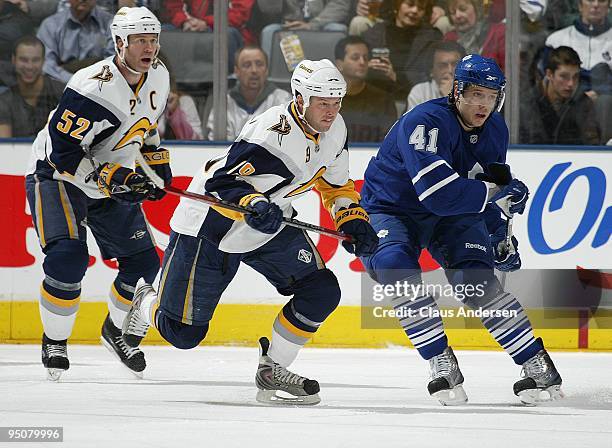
[465,242,487,252]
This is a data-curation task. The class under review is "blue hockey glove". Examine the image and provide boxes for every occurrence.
[96,162,156,205]
[490,226,521,272]
[244,195,283,234]
[136,145,172,201]
[489,178,530,218]
[335,205,379,257]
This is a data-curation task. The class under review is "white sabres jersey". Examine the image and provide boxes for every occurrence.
[170,101,360,253]
[27,56,170,198]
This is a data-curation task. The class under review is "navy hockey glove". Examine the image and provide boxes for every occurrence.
[243,195,283,234]
[96,162,156,205]
[335,205,379,257]
[489,178,529,218]
[136,145,172,201]
[490,226,521,272]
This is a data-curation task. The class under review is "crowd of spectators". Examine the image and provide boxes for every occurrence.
[0,0,609,144]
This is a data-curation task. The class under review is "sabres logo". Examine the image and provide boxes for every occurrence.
[113,117,154,151]
[91,65,113,91]
[268,114,291,136]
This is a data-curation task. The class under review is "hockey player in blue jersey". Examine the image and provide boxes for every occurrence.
[360,54,563,405]
[25,7,171,380]
[121,59,379,405]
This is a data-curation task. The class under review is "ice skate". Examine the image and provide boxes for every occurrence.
[101,313,146,378]
[255,337,320,405]
[513,339,563,405]
[122,279,152,348]
[428,346,468,405]
[42,334,69,381]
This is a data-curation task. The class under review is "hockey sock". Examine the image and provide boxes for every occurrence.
[475,291,543,365]
[268,301,321,367]
[107,278,134,329]
[392,292,448,360]
[39,279,80,341]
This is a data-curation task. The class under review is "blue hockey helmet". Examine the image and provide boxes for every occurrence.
[452,54,506,112]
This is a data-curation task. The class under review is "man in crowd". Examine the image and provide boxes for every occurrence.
[334,35,397,142]
[207,45,291,141]
[0,36,65,138]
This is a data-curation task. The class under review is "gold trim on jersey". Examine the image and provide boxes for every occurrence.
[285,166,327,198]
[289,102,320,145]
[40,284,81,309]
[314,178,361,214]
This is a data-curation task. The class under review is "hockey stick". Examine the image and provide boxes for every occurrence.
[132,150,353,242]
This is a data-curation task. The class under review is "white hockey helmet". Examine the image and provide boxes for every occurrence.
[111,6,161,65]
[291,59,346,114]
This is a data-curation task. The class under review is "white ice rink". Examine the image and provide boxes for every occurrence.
[2,344,611,448]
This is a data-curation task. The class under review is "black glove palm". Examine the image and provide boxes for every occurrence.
[336,206,379,257]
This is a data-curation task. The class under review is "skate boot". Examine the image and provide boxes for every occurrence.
[255,337,320,405]
[122,280,152,348]
[101,313,146,378]
[42,333,69,381]
[428,346,468,405]
[513,339,563,405]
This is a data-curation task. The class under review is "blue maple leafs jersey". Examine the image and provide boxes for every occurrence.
[361,97,508,227]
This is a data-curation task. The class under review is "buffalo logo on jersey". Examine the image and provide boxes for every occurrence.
[113,118,154,151]
[268,114,291,136]
[91,65,113,91]
[285,166,326,198]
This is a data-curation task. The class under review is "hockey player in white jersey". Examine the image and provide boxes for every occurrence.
[122,59,379,405]
[25,6,171,380]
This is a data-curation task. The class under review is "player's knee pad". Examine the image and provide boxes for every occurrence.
[156,312,209,350]
[365,243,420,285]
[290,269,341,322]
[42,239,89,284]
[116,248,160,285]
[448,260,502,308]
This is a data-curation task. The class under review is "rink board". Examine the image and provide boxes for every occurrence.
[0,141,610,349]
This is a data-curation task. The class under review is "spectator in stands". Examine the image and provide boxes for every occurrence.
[207,45,291,141]
[157,80,203,140]
[406,40,464,110]
[37,0,114,83]
[259,0,351,58]
[334,35,397,142]
[444,0,505,71]
[520,46,601,145]
[349,0,451,35]
[362,0,442,100]
[162,0,254,68]
[0,36,65,138]
[545,0,611,72]
[0,0,35,61]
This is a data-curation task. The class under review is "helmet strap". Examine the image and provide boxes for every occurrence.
[116,37,160,76]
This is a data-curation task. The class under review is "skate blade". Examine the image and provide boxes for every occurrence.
[431,384,468,406]
[518,385,564,406]
[100,336,144,379]
[46,368,65,381]
[256,389,321,406]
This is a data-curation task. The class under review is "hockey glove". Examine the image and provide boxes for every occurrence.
[489,178,530,219]
[136,144,172,201]
[243,195,283,234]
[96,162,156,205]
[335,204,379,257]
[490,226,521,272]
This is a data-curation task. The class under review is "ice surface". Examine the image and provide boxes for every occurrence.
[2,345,611,448]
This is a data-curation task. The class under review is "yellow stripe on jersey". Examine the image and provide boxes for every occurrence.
[285,167,327,198]
[40,285,80,308]
[314,177,361,214]
[114,117,154,150]
[111,283,132,306]
[34,176,46,247]
[278,312,315,339]
[57,181,77,239]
